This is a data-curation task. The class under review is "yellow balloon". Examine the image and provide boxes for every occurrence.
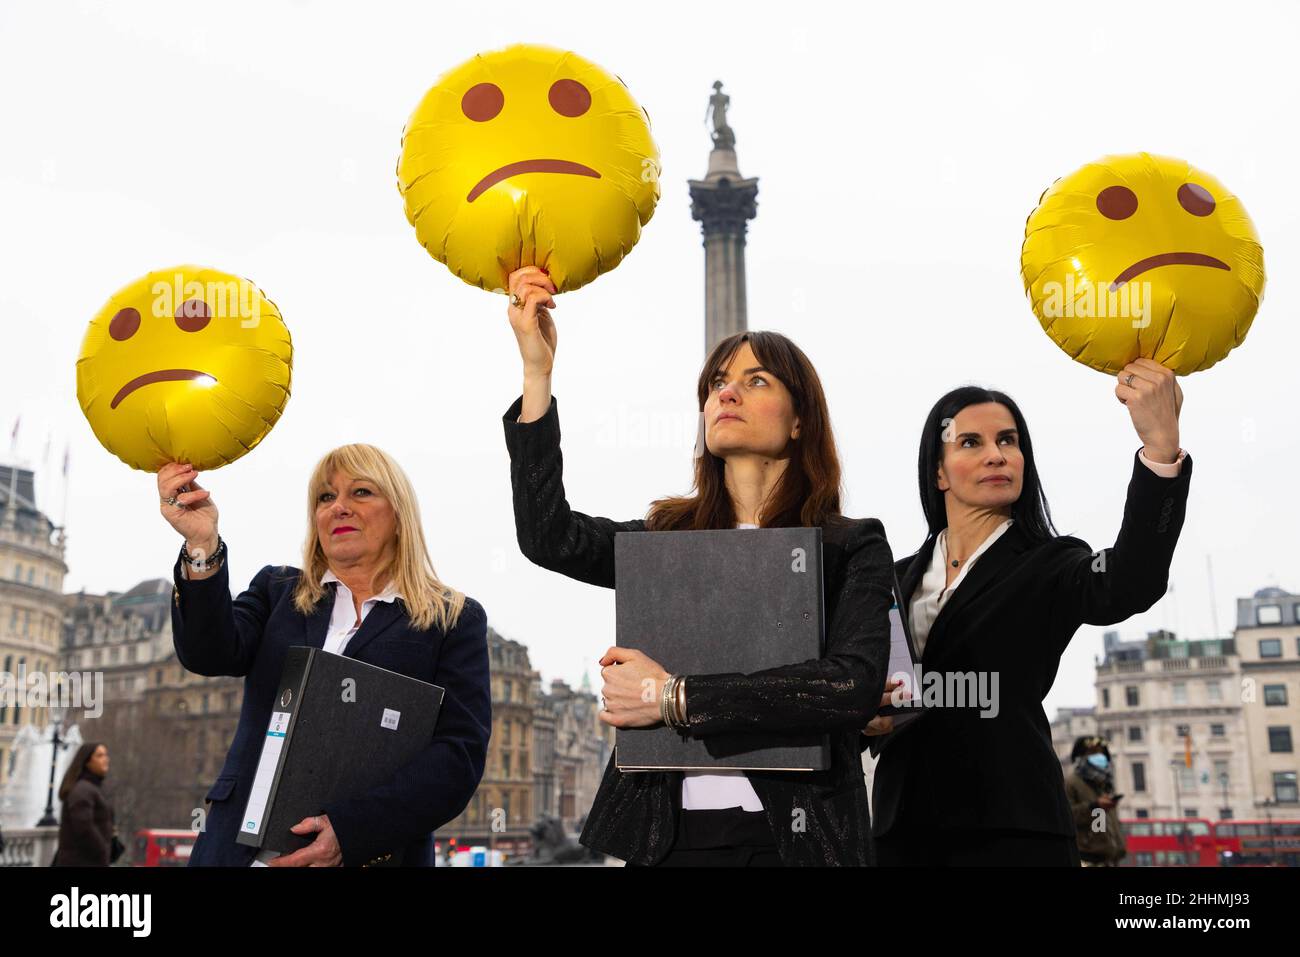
[76,266,292,472]
[398,43,661,294]
[1021,153,1265,375]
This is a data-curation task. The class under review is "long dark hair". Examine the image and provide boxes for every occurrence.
[917,386,1057,544]
[647,331,843,530]
[59,742,104,802]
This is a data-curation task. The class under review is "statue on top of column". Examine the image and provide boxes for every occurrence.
[706,81,735,151]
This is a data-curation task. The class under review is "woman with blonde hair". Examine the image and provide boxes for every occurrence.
[160,444,491,866]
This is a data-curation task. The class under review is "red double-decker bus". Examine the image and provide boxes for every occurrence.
[1120,818,1216,866]
[1213,820,1300,867]
[132,829,197,867]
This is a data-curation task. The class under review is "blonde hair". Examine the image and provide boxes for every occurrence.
[291,443,465,634]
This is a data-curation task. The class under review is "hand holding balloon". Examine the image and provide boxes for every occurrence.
[1114,358,1183,464]
[158,462,220,576]
[508,266,558,423]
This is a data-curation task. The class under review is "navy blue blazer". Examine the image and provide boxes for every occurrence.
[170,548,491,866]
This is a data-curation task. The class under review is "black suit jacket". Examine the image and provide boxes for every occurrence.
[171,552,491,866]
[869,451,1192,839]
[504,396,895,865]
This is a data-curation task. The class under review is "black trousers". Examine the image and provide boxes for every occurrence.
[874,824,1080,866]
[628,807,782,867]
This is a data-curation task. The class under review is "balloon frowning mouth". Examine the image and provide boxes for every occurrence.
[1110,252,1230,290]
[111,369,216,409]
[467,159,600,202]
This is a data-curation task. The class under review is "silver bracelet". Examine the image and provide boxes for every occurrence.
[660,675,678,729]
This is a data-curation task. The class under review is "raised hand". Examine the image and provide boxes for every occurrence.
[157,462,219,555]
[507,265,558,379]
[1114,357,1183,464]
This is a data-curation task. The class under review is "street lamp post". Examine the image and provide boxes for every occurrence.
[35,705,68,828]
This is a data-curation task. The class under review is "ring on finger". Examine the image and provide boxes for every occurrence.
[510,292,522,307]
[1125,373,1136,388]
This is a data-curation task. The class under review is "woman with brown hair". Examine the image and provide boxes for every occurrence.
[501,266,895,866]
[53,742,115,867]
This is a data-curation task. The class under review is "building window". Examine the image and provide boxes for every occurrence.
[1178,766,1196,790]
[1265,685,1289,707]
[1102,688,1110,709]
[504,680,512,703]
[1128,726,1143,743]
[1172,682,1187,705]
[1268,727,1293,753]
[1135,809,1149,820]
[1211,724,1225,738]
[1256,605,1282,626]
[1260,639,1282,658]
[1125,686,1139,707]
[1132,761,1146,793]
[503,720,512,745]
[1214,760,1229,786]
[1206,680,1222,702]
[1274,772,1298,804]
[1220,808,1233,820]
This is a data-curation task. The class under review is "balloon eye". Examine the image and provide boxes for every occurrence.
[109,307,140,341]
[548,79,591,117]
[461,83,504,122]
[1096,185,1138,220]
[1178,182,1216,217]
[175,299,210,332]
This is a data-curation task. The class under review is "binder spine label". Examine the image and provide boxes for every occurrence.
[241,710,291,836]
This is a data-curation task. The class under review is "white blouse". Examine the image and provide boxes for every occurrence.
[908,519,1015,659]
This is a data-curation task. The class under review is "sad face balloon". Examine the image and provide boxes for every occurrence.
[398,43,661,294]
[77,266,292,471]
[1021,153,1265,375]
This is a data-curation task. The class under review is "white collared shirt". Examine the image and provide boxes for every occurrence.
[318,568,405,657]
[909,519,1014,659]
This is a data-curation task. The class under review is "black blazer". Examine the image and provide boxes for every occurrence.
[869,451,1192,839]
[171,551,491,866]
[503,395,895,866]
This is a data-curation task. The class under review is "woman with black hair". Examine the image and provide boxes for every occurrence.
[52,742,115,867]
[502,266,894,866]
[866,358,1190,865]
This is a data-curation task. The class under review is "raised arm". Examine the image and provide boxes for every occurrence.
[320,598,492,866]
[1046,448,1191,646]
[502,265,645,588]
[1046,357,1191,648]
[681,518,896,735]
[171,552,275,677]
[503,394,647,588]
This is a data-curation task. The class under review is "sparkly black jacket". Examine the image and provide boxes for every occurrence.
[503,396,894,866]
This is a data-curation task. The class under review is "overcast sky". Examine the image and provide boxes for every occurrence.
[1,0,1296,716]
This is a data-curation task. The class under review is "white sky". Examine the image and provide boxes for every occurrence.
[1,0,1297,717]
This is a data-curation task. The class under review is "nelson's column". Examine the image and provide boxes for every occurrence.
[689,81,759,354]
